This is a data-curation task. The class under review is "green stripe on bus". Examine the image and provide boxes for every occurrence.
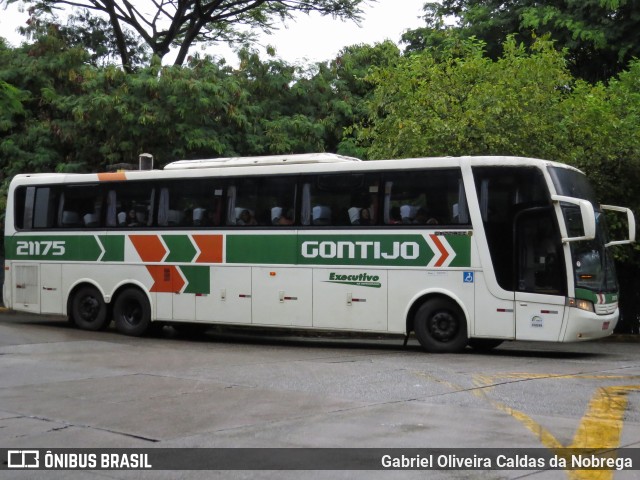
[446,235,471,267]
[226,234,298,264]
[5,232,471,268]
[180,265,210,294]
[162,235,197,263]
[225,233,471,267]
[99,235,125,262]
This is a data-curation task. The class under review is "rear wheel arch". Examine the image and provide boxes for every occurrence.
[406,293,470,353]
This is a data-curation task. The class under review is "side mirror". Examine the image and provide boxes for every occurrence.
[551,195,596,242]
[601,205,636,247]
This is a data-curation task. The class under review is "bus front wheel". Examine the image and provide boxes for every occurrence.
[113,288,151,336]
[70,285,109,331]
[414,299,468,353]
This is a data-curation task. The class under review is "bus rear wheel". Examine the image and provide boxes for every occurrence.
[414,298,468,353]
[114,288,151,337]
[70,285,109,331]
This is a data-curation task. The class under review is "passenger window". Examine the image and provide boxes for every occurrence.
[58,185,103,228]
[15,186,60,230]
[106,182,155,228]
[227,176,296,227]
[301,174,379,226]
[383,169,468,226]
[156,179,224,228]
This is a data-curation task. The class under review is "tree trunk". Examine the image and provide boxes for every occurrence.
[105,6,132,72]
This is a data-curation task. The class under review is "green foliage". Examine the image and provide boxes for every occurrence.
[408,0,640,82]
[358,35,640,202]
[0,30,390,174]
[359,36,574,160]
[0,30,90,177]
[0,80,25,132]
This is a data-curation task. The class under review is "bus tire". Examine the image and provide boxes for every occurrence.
[468,338,503,351]
[414,298,468,353]
[70,285,109,331]
[113,288,151,337]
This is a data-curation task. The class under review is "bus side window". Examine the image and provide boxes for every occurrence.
[57,185,102,229]
[228,176,297,227]
[108,182,155,228]
[158,179,224,228]
[382,169,466,226]
[304,174,378,227]
[15,186,60,230]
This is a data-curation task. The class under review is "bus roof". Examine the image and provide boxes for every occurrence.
[164,153,361,170]
[8,155,584,186]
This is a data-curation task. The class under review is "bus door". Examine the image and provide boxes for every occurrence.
[514,208,566,340]
[473,166,567,341]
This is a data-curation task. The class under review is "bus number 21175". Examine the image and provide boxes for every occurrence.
[16,240,66,256]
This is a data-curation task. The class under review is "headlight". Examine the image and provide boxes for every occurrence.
[566,297,595,312]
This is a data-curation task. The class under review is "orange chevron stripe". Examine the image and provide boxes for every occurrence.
[193,235,223,263]
[146,265,184,293]
[130,235,167,262]
[430,234,449,267]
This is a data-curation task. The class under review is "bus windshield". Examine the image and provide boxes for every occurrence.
[548,166,618,293]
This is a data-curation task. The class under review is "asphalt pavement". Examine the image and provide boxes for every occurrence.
[1,311,639,479]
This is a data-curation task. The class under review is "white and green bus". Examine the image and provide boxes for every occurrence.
[3,154,636,352]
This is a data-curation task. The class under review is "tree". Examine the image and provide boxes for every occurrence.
[3,0,366,71]
[0,30,91,177]
[405,0,640,83]
[358,36,575,160]
[59,10,150,67]
[0,80,25,132]
[15,8,150,68]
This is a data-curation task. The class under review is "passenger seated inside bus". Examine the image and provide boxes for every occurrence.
[348,207,373,226]
[202,209,219,226]
[360,208,372,225]
[127,209,140,226]
[388,206,402,224]
[400,205,418,224]
[237,209,257,226]
[272,207,294,225]
[414,208,438,225]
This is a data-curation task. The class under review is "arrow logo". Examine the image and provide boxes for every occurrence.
[426,234,456,267]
